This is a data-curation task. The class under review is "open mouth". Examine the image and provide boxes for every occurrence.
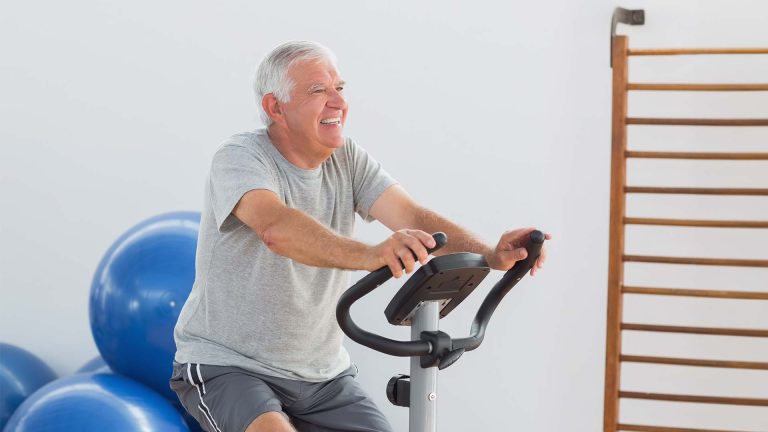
[320,117,342,126]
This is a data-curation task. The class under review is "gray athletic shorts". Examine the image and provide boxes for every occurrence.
[169,361,394,432]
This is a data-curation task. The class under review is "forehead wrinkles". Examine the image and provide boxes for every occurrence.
[288,60,342,92]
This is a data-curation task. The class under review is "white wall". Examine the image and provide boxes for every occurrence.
[1,1,767,430]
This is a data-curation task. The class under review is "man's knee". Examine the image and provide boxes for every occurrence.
[245,411,295,432]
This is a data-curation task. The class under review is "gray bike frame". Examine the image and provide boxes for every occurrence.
[409,301,440,432]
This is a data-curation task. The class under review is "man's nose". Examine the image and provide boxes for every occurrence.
[327,89,347,110]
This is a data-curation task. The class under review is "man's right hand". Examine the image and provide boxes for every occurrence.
[367,229,436,278]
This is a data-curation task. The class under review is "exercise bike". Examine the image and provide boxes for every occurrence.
[337,230,545,431]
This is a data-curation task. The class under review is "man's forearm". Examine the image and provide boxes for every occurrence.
[411,206,494,259]
[261,207,372,270]
[257,203,493,272]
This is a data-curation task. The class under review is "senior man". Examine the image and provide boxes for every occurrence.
[170,41,550,432]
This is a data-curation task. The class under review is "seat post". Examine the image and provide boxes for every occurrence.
[409,301,440,432]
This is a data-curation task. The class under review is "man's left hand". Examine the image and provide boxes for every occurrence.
[486,227,551,276]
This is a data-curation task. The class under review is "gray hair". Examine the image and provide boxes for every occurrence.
[254,41,338,125]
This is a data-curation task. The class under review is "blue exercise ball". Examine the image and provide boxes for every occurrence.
[76,355,203,431]
[89,211,200,400]
[76,356,111,374]
[4,372,190,432]
[0,343,57,430]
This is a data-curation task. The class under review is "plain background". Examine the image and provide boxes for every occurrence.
[1,1,767,430]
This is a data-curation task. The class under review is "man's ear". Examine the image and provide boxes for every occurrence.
[262,94,287,127]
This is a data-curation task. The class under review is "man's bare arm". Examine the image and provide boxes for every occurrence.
[370,185,493,255]
[233,189,434,276]
[369,185,544,272]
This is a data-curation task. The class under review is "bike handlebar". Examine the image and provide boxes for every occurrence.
[336,230,545,357]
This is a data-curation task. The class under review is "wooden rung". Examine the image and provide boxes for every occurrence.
[627,118,768,126]
[619,423,756,432]
[628,83,768,91]
[625,151,768,160]
[623,255,768,267]
[622,285,768,300]
[619,391,768,407]
[628,48,768,56]
[621,355,768,370]
[621,323,768,338]
[625,186,768,196]
[624,217,768,228]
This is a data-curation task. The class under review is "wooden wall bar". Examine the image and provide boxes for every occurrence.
[603,34,768,432]
[604,34,629,432]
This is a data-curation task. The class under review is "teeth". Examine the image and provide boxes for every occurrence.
[320,118,341,125]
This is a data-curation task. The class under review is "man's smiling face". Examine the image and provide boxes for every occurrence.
[281,59,348,151]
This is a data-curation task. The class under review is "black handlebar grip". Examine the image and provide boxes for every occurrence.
[529,229,545,246]
[396,232,447,271]
[427,232,448,255]
[523,230,545,272]
[453,229,546,352]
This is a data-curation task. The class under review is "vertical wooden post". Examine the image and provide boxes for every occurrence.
[604,35,628,432]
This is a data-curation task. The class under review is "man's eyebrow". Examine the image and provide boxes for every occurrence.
[306,81,346,93]
[307,83,325,93]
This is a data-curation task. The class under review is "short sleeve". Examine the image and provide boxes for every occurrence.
[209,144,278,230]
[346,139,398,222]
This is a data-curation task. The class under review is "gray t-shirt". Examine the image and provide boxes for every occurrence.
[173,128,397,382]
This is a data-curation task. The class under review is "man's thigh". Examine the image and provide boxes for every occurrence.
[286,366,394,432]
[170,362,291,432]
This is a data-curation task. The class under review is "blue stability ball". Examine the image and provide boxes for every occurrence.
[89,211,200,400]
[0,343,58,430]
[77,357,204,431]
[4,372,190,432]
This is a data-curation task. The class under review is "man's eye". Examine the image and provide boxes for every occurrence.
[336,86,344,92]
